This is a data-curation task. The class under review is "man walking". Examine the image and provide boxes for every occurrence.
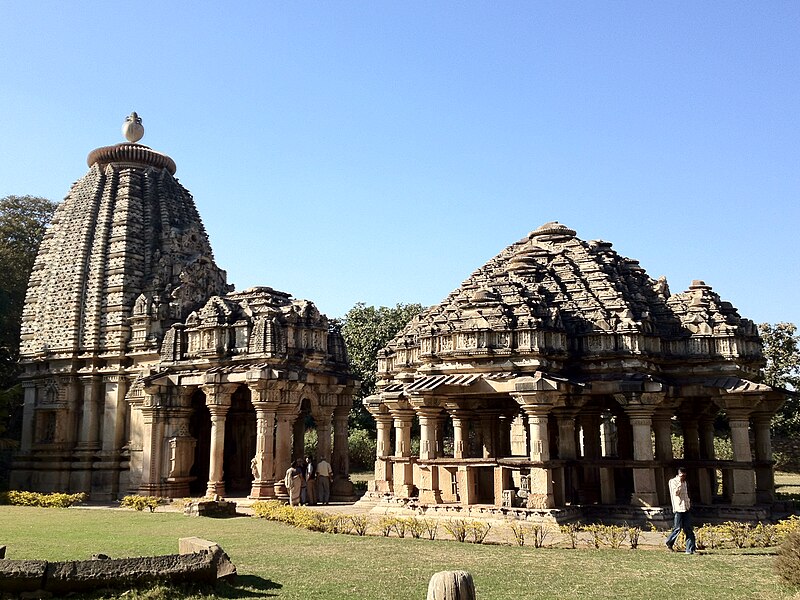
[316,456,333,504]
[665,467,696,554]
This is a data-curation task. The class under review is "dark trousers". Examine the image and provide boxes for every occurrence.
[666,510,696,553]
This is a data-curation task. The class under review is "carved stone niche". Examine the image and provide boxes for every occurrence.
[167,435,197,481]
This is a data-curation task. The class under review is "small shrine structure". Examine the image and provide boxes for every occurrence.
[11,114,357,500]
[365,222,786,522]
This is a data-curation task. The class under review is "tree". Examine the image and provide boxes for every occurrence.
[0,195,57,436]
[759,322,800,436]
[339,302,424,430]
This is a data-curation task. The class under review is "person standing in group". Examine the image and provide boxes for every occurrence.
[305,456,317,505]
[316,456,333,504]
[284,459,303,507]
[665,467,697,554]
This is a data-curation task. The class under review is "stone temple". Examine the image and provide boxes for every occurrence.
[11,114,357,501]
[365,222,786,522]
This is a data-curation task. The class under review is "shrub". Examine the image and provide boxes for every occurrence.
[777,515,800,541]
[120,495,162,512]
[379,515,395,537]
[560,522,580,549]
[393,517,408,538]
[422,517,439,540]
[510,522,527,546]
[752,522,780,548]
[626,525,642,550]
[775,531,800,586]
[583,524,603,549]
[0,490,85,508]
[696,524,725,550]
[324,514,352,534]
[443,518,469,543]
[723,521,752,548]
[350,515,370,536]
[468,521,492,544]
[408,516,425,539]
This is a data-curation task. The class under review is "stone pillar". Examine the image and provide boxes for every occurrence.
[376,414,393,458]
[249,401,277,499]
[626,408,658,507]
[451,410,470,459]
[92,374,129,499]
[728,409,756,506]
[392,409,415,497]
[100,375,128,454]
[274,408,296,497]
[372,414,394,493]
[554,407,579,505]
[137,388,166,496]
[752,413,775,504]
[394,410,413,458]
[435,414,446,458]
[203,384,235,498]
[331,404,354,499]
[315,406,333,462]
[416,406,442,505]
[417,407,441,460]
[498,412,514,458]
[76,376,102,451]
[71,376,101,493]
[63,376,81,449]
[522,405,554,508]
[600,412,616,457]
[19,381,36,452]
[479,410,499,458]
[699,413,717,503]
[652,409,674,505]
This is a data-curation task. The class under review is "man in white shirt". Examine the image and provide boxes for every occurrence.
[665,467,697,554]
[316,457,333,504]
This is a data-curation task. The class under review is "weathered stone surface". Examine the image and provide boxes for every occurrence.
[0,559,47,593]
[426,570,476,600]
[179,537,237,580]
[42,553,217,594]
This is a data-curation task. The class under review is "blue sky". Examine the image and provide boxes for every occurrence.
[2,2,798,325]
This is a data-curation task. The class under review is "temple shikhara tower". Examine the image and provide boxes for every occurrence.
[11,114,357,500]
[365,222,787,522]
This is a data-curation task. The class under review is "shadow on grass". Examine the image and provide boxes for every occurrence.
[216,575,283,598]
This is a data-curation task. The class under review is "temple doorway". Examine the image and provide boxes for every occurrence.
[188,389,211,496]
[224,386,257,494]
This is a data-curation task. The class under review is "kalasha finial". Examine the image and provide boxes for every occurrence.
[122,112,144,143]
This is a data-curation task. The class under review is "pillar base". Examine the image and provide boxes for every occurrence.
[419,489,443,504]
[331,476,356,501]
[163,478,192,499]
[273,481,289,500]
[249,480,277,499]
[206,480,225,499]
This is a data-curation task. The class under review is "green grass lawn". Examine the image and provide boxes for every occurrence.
[1,506,798,600]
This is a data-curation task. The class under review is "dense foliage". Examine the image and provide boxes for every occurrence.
[338,302,424,430]
[759,322,800,437]
[0,195,58,447]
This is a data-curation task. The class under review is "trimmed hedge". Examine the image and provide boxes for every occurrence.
[0,490,86,508]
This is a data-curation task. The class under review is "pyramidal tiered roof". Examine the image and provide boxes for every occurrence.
[379,222,762,382]
[20,118,229,358]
